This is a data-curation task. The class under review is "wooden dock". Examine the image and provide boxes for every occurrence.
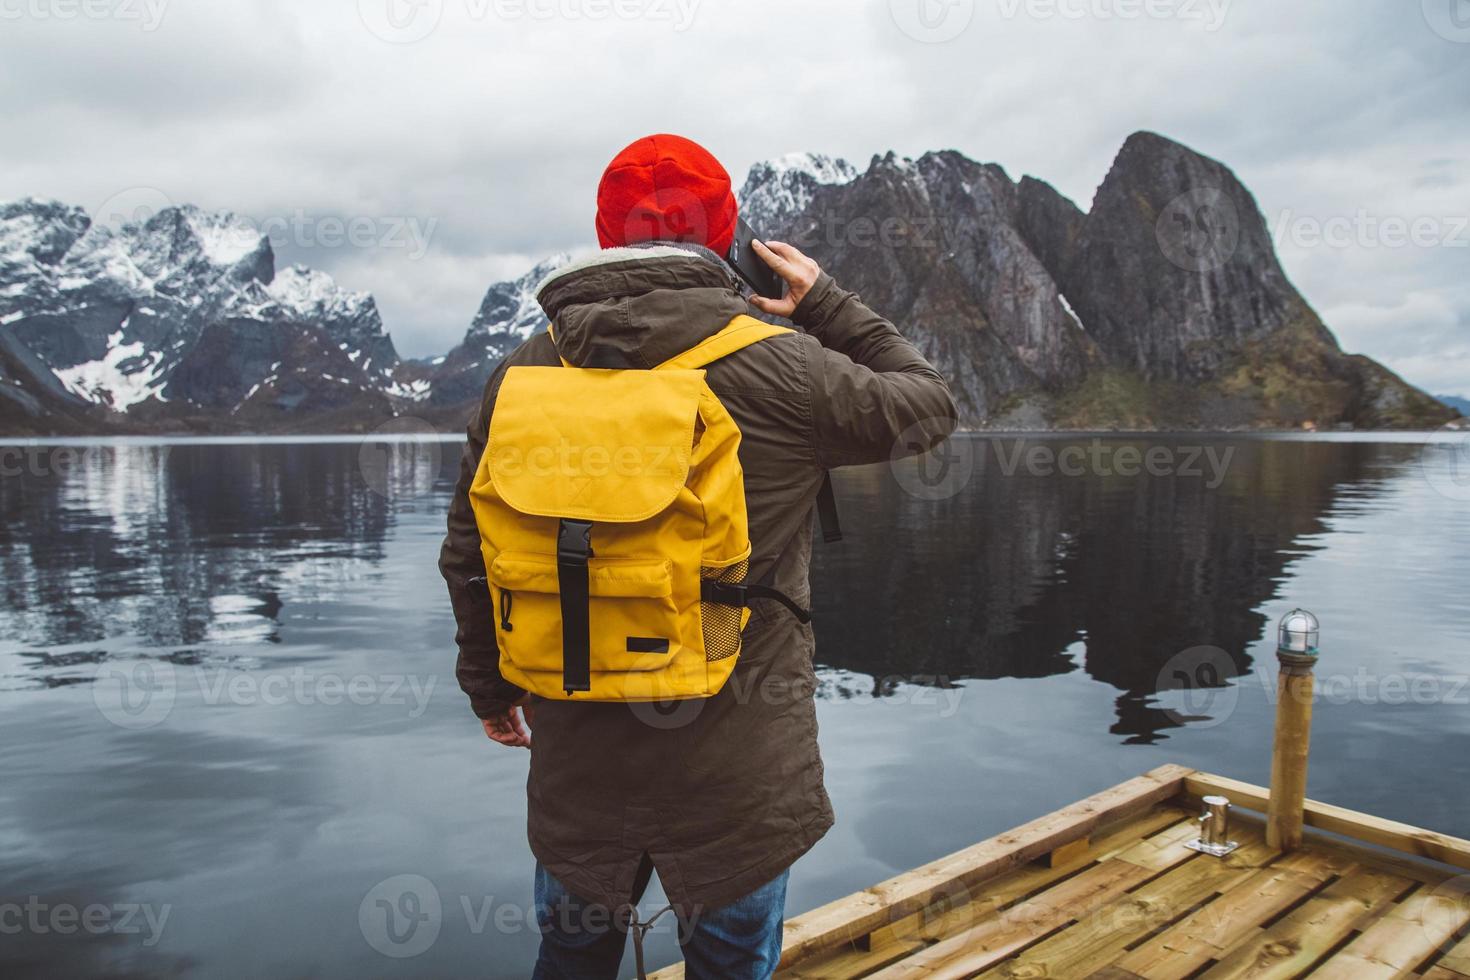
[650,764,1470,979]
[646,614,1469,979]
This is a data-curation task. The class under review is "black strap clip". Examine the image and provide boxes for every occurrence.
[556,518,593,695]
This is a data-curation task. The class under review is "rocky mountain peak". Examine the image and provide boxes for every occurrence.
[738,152,858,237]
[263,264,395,377]
[0,198,91,269]
[468,251,571,340]
[118,204,274,289]
[419,252,573,411]
[1046,130,1304,381]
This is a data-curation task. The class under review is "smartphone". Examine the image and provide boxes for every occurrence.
[727,216,788,301]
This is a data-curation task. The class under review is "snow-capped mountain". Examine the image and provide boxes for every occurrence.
[0,199,91,318]
[470,252,571,341]
[0,198,402,429]
[268,265,398,379]
[425,253,571,409]
[737,152,858,238]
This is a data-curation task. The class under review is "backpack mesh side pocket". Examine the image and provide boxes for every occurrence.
[699,558,748,662]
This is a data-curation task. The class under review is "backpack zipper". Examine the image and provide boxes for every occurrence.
[499,589,514,632]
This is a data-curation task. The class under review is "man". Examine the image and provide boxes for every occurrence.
[440,134,956,979]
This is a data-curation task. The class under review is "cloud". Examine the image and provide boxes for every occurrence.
[0,0,1465,395]
[1321,290,1470,397]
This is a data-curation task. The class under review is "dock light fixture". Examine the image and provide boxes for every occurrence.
[1277,608,1320,658]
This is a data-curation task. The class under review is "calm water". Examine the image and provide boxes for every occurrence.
[1,434,1468,978]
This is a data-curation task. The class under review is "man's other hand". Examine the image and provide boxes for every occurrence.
[749,240,820,319]
[481,697,534,748]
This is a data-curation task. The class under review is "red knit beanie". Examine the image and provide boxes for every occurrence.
[595,134,738,257]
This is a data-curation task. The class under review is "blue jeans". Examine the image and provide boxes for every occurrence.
[531,860,788,980]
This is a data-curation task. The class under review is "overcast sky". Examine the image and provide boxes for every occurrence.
[1,0,1467,396]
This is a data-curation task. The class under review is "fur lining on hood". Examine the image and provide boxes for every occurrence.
[531,241,754,371]
[535,241,742,299]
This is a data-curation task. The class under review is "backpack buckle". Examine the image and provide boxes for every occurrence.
[556,519,593,565]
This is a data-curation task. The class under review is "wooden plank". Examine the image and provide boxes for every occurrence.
[1105,846,1357,980]
[1195,866,1412,979]
[862,809,1190,953]
[1111,818,1212,872]
[1425,968,1470,980]
[1438,929,1470,977]
[1229,805,1449,888]
[658,808,1188,980]
[1047,836,1093,868]
[980,823,1276,979]
[782,939,928,979]
[776,765,1195,969]
[866,847,1199,979]
[1185,772,1470,872]
[1311,882,1470,979]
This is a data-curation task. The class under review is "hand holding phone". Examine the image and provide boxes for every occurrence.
[746,240,821,319]
[727,216,788,301]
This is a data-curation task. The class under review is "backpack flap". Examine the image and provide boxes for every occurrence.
[487,366,704,523]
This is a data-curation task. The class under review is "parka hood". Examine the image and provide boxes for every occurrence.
[534,243,751,369]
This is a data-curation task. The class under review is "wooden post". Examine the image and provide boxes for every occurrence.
[1266,645,1318,851]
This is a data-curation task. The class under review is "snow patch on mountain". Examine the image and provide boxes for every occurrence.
[766,152,860,187]
[268,265,373,324]
[183,208,262,266]
[54,329,168,409]
[469,252,571,341]
[738,153,858,236]
[1058,293,1084,331]
[385,377,432,402]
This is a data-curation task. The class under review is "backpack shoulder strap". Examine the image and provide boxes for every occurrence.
[544,323,573,368]
[654,315,793,371]
[657,313,845,547]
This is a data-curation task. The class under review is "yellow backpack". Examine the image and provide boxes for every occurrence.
[468,315,812,702]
